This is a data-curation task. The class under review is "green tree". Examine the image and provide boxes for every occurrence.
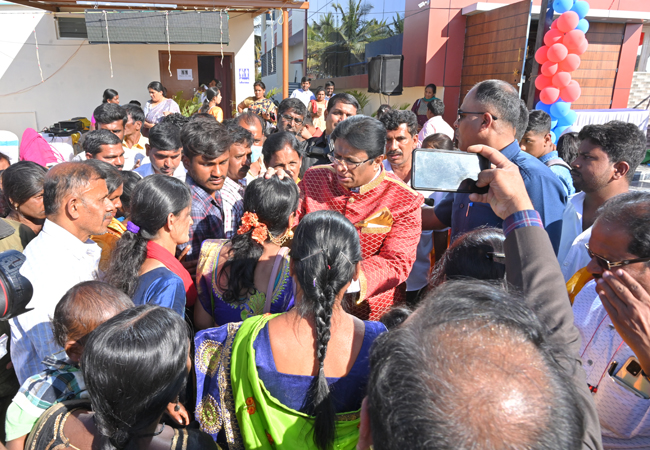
[389,12,404,36]
[307,0,390,78]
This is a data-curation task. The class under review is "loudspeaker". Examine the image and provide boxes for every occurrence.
[368,55,404,95]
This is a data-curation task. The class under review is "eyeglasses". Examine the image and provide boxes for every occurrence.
[584,244,650,271]
[457,109,498,121]
[328,153,373,169]
[280,114,304,125]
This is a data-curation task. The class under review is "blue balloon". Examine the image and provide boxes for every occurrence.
[571,0,590,19]
[536,101,552,114]
[550,131,558,144]
[551,119,558,128]
[576,19,589,33]
[553,0,574,14]
[554,125,571,137]
[550,101,572,118]
[563,110,577,126]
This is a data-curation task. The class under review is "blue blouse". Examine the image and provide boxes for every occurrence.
[132,267,186,316]
[253,320,387,413]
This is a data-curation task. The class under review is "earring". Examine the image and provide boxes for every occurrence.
[174,397,181,412]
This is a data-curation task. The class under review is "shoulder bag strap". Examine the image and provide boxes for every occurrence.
[264,247,290,314]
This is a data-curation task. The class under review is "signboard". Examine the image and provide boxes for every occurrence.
[177,69,193,81]
[238,68,251,84]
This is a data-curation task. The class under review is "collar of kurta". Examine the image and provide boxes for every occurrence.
[347,165,386,195]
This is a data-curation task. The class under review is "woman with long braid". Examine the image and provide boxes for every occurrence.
[194,210,387,450]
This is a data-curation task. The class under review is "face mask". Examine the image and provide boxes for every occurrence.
[251,145,263,163]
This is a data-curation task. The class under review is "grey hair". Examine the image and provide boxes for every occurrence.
[473,80,521,131]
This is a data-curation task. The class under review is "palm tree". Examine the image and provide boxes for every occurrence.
[389,12,404,36]
[307,0,390,77]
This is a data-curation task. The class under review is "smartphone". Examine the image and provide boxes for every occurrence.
[612,357,650,399]
[411,149,490,193]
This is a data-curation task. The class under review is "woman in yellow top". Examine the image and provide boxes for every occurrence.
[237,81,276,123]
[200,87,223,122]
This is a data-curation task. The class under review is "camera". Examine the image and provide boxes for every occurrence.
[0,250,33,321]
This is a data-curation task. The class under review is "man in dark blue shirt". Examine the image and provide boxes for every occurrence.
[422,79,566,253]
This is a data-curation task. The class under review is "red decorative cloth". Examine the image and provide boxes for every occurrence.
[297,165,424,320]
[146,241,197,307]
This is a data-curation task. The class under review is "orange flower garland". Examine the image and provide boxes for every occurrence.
[237,212,269,245]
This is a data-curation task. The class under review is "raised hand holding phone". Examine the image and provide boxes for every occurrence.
[466,144,534,220]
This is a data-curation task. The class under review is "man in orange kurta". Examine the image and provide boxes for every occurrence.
[296,116,423,320]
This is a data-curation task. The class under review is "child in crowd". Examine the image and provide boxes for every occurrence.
[4,282,134,449]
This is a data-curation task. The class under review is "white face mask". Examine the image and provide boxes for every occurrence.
[251,145,263,163]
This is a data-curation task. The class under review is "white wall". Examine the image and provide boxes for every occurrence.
[0,3,254,138]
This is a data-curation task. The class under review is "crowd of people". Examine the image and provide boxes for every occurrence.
[0,76,649,450]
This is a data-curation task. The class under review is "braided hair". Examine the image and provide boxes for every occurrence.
[292,210,362,450]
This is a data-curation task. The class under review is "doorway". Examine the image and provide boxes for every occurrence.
[159,51,235,119]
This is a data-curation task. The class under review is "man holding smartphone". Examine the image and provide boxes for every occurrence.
[421,79,567,253]
[570,191,650,448]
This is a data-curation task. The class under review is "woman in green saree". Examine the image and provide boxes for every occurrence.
[194,210,387,450]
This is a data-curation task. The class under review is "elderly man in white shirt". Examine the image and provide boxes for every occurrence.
[10,162,116,383]
[574,191,650,449]
[557,121,645,281]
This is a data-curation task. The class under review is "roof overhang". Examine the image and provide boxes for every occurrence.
[5,0,307,13]
[462,2,650,23]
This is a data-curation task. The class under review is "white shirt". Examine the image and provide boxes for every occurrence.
[10,220,102,384]
[290,89,315,107]
[134,163,186,182]
[574,282,650,448]
[417,115,455,143]
[382,160,447,291]
[557,192,592,281]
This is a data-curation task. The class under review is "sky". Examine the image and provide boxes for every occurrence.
[306,0,406,27]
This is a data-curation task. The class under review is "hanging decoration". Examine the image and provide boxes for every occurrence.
[33,24,44,83]
[534,0,590,143]
[103,10,113,78]
[165,11,172,77]
[219,9,224,66]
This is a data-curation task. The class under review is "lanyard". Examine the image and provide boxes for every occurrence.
[581,313,624,394]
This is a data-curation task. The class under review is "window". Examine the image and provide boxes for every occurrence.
[261,48,276,77]
[56,17,88,39]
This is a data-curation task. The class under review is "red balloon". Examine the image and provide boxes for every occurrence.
[551,20,559,30]
[560,80,581,102]
[541,61,559,77]
[574,38,589,55]
[540,86,561,104]
[535,74,553,90]
[552,71,572,88]
[558,53,581,72]
[547,43,568,63]
[563,29,586,52]
[535,46,549,65]
[557,11,580,33]
[544,29,565,47]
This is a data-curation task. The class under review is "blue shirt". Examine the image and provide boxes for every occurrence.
[132,267,186,316]
[253,320,386,413]
[434,140,567,253]
[539,150,575,197]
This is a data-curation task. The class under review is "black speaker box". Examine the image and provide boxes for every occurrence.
[368,54,404,95]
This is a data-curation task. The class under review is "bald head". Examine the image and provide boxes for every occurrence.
[366,280,584,450]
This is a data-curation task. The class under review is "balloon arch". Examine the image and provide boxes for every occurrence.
[534,0,591,143]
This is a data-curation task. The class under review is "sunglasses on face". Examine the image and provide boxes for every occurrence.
[585,243,650,271]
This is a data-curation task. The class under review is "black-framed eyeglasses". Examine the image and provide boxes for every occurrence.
[585,244,650,271]
[328,153,373,169]
[280,114,304,125]
[457,109,498,121]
